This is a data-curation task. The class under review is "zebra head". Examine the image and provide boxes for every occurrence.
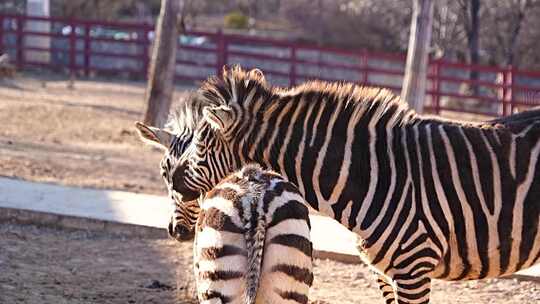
[165,67,268,202]
[135,120,198,241]
[170,103,239,201]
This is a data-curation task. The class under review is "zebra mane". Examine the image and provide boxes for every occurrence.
[168,66,540,136]
[198,65,414,120]
[166,91,213,134]
[170,66,498,133]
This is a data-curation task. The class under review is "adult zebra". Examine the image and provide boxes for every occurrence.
[136,67,540,303]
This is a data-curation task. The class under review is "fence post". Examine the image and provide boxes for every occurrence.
[501,67,509,116]
[431,59,441,115]
[360,49,368,85]
[83,23,90,77]
[0,15,4,53]
[508,65,514,114]
[69,20,77,76]
[16,16,23,68]
[290,45,297,86]
[141,24,150,79]
[215,29,227,77]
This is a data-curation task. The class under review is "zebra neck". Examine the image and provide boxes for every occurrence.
[234,95,411,218]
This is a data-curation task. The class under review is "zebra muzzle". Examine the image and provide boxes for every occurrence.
[168,218,195,242]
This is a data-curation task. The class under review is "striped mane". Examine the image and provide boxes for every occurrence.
[168,66,418,132]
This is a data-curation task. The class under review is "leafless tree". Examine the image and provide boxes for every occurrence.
[401,0,435,113]
[142,0,182,127]
[483,0,540,67]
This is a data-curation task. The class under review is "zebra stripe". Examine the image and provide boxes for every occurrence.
[192,164,313,304]
[138,66,540,304]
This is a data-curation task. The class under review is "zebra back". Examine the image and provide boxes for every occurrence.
[194,164,313,304]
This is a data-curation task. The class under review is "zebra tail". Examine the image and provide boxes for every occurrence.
[243,213,266,304]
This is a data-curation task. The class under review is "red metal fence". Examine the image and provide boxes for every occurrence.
[2,13,540,117]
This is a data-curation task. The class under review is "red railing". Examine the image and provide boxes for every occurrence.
[1,14,540,117]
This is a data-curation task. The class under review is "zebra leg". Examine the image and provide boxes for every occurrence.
[376,274,397,304]
[393,276,431,304]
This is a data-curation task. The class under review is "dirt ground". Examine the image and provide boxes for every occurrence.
[0,72,185,195]
[2,223,540,304]
[1,73,540,303]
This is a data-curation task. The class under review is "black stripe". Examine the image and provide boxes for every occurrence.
[517,158,540,269]
[345,99,378,228]
[482,129,517,274]
[199,245,246,260]
[199,270,243,281]
[201,207,244,234]
[262,180,300,213]
[267,200,309,229]
[268,234,312,257]
[271,264,313,286]
[276,290,308,304]
[361,103,395,228]
[199,290,232,303]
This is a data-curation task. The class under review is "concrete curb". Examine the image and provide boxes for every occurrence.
[0,207,165,238]
[0,206,362,264]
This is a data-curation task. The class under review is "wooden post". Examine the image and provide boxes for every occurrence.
[290,45,297,86]
[16,16,24,68]
[401,0,434,113]
[0,16,4,53]
[360,49,368,86]
[83,23,91,77]
[215,29,226,77]
[142,0,181,127]
[431,59,441,115]
[68,20,77,89]
[141,24,150,79]
[502,68,509,116]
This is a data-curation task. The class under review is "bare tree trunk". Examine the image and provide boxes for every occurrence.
[142,0,181,127]
[466,0,480,95]
[401,0,434,113]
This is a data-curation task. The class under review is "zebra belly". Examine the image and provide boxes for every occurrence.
[432,218,540,281]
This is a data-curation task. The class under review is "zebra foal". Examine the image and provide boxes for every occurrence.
[192,164,313,304]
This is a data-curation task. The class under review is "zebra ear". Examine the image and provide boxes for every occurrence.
[248,68,266,83]
[202,105,233,131]
[134,121,173,150]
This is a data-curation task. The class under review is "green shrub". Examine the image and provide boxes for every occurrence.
[224,11,249,29]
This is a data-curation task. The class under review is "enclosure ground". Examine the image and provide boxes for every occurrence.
[2,73,540,303]
[0,72,190,195]
[1,222,540,304]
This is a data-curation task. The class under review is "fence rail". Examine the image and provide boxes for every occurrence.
[1,13,540,117]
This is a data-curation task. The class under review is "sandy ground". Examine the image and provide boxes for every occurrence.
[0,73,186,195]
[2,223,540,304]
[1,73,540,303]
